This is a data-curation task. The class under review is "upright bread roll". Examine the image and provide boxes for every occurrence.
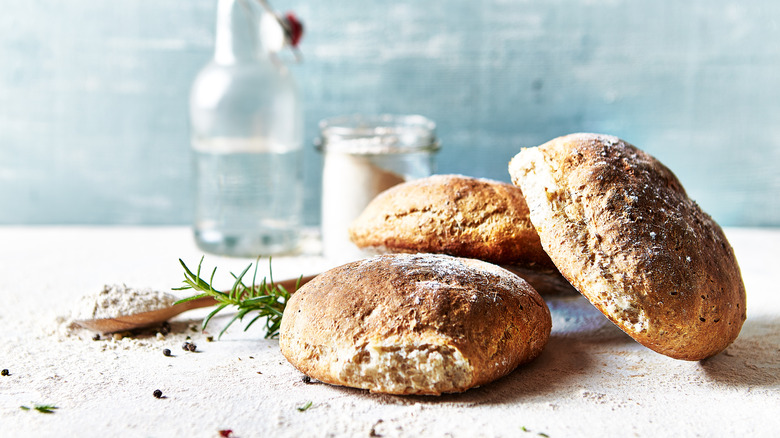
[279,253,551,395]
[509,133,746,360]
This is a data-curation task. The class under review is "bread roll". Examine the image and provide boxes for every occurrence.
[279,253,551,395]
[349,174,554,268]
[509,133,746,360]
[348,174,578,295]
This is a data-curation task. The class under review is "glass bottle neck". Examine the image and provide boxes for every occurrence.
[214,0,266,64]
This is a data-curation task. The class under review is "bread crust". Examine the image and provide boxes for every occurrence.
[509,133,746,360]
[348,174,555,268]
[279,253,551,395]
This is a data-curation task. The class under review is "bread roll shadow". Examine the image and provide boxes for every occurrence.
[546,295,635,344]
[698,316,780,387]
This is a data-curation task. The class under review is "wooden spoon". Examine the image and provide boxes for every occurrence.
[74,274,317,333]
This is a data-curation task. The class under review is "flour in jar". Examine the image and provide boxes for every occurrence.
[73,284,177,320]
[316,115,439,263]
[320,153,405,262]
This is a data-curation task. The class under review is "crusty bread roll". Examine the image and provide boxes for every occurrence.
[349,174,554,267]
[279,253,551,395]
[348,174,577,295]
[509,133,746,360]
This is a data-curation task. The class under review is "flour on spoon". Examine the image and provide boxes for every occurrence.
[74,284,177,320]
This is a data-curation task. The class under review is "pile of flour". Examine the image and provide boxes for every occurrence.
[72,284,177,320]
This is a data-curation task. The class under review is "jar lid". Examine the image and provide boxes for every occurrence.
[315,114,440,154]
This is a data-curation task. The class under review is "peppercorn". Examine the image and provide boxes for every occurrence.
[301,375,311,384]
[153,389,163,399]
[162,348,171,357]
[187,342,197,352]
[92,334,101,341]
[182,341,192,351]
[1,369,9,376]
[160,321,171,335]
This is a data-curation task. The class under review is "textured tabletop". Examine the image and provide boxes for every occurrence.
[1,227,778,437]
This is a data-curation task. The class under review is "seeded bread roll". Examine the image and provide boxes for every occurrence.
[279,253,552,395]
[509,133,746,360]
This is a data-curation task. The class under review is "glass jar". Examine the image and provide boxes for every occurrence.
[189,0,303,257]
[316,114,441,263]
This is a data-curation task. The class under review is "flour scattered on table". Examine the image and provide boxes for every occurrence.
[73,284,177,320]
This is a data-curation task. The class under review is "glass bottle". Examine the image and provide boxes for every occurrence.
[189,0,303,257]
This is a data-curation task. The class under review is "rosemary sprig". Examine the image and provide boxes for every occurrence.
[174,256,300,339]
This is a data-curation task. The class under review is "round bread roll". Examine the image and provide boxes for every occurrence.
[509,133,746,361]
[279,253,551,395]
[348,174,554,268]
[348,174,577,295]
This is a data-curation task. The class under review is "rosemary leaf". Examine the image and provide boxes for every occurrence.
[230,264,252,301]
[20,404,58,414]
[203,303,230,332]
[244,313,264,332]
[174,292,210,304]
[35,404,58,414]
[219,313,242,339]
[242,296,274,306]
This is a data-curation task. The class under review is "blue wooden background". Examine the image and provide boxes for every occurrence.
[1,0,779,226]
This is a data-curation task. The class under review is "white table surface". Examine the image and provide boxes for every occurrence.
[1,226,778,437]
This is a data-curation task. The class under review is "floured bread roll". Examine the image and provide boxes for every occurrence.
[279,253,551,395]
[509,133,746,360]
[348,174,577,295]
